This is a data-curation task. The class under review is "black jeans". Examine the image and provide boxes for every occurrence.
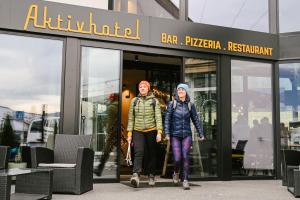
[132,130,157,175]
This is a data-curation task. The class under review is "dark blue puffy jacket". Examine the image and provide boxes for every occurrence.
[164,95,204,138]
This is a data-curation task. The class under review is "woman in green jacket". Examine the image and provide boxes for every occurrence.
[127,80,163,188]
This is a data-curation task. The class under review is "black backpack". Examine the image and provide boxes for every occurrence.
[172,100,192,111]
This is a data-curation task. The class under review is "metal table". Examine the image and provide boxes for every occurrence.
[0,168,53,200]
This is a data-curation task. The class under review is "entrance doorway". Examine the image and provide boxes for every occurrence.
[120,52,181,178]
[78,44,219,181]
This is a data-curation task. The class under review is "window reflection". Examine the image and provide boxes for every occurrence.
[188,0,269,32]
[184,58,218,178]
[44,0,178,19]
[80,47,120,179]
[231,60,274,176]
[170,0,180,8]
[279,0,300,33]
[0,34,62,156]
[44,0,109,10]
[128,0,176,19]
[279,63,300,149]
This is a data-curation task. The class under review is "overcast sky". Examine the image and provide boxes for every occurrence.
[279,0,300,32]
[45,0,108,9]
[0,34,63,114]
[81,47,120,99]
[188,0,269,32]
[44,0,299,33]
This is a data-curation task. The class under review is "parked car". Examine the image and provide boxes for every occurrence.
[291,127,300,145]
[26,117,59,146]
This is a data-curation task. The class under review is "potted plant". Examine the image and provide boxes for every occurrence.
[0,114,27,169]
[8,147,27,169]
[0,115,16,148]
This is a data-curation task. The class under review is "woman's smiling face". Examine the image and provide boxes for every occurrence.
[177,87,186,99]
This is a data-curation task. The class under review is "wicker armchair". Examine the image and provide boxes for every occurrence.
[0,146,10,169]
[31,134,94,194]
[282,149,300,187]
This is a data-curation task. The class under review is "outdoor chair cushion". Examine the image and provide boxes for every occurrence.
[38,163,76,168]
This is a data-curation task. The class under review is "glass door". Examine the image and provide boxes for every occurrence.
[184,57,218,178]
[79,47,121,180]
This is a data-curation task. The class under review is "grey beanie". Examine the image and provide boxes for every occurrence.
[177,83,190,95]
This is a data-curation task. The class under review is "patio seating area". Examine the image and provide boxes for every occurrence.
[282,149,300,197]
[0,134,94,199]
[31,134,94,195]
[1,142,300,200]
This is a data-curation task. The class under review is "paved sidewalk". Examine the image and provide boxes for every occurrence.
[53,180,295,200]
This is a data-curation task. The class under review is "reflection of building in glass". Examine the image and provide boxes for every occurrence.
[46,0,109,9]
[184,58,218,177]
[243,117,273,171]
[188,0,269,32]
[279,63,300,156]
[0,105,59,146]
[231,60,274,176]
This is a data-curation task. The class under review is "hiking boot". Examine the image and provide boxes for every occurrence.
[148,174,155,186]
[172,173,180,185]
[130,173,140,188]
[183,180,190,190]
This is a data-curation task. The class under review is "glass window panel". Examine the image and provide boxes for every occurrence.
[171,0,180,8]
[188,0,269,32]
[45,0,178,18]
[114,0,121,11]
[231,60,274,176]
[80,47,120,179]
[279,63,300,149]
[44,0,109,10]
[184,58,218,178]
[128,0,176,19]
[279,0,300,33]
[0,34,62,151]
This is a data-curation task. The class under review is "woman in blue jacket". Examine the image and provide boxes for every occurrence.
[164,83,204,190]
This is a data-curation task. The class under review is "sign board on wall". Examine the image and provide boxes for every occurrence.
[0,0,278,60]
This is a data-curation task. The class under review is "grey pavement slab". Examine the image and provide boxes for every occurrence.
[52,180,295,200]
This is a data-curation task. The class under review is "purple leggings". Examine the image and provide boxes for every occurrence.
[171,136,192,180]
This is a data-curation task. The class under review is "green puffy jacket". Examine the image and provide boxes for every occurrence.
[127,93,163,132]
